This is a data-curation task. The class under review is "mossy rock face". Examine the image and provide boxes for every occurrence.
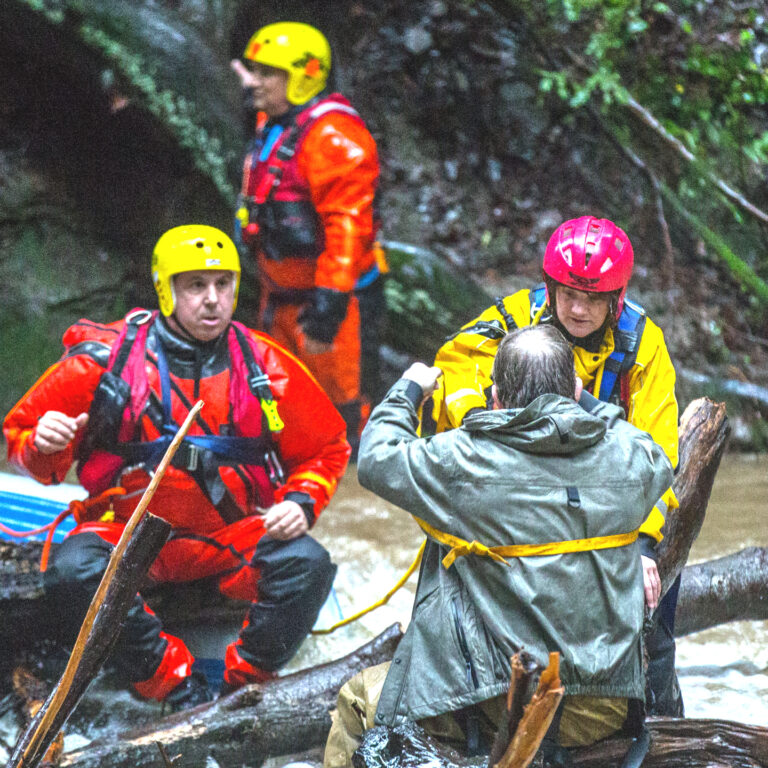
[3,0,244,204]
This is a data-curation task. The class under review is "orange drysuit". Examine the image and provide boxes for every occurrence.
[237,93,384,442]
[4,312,350,699]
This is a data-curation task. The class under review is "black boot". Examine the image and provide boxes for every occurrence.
[165,671,213,712]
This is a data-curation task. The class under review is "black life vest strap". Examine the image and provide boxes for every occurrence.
[494,296,517,332]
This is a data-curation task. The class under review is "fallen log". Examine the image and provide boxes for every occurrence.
[58,623,403,768]
[355,717,768,768]
[676,546,768,637]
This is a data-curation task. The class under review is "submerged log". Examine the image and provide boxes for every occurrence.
[59,623,403,768]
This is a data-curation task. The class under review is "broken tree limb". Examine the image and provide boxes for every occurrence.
[492,652,564,768]
[658,397,730,595]
[7,402,203,768]
[58,623,404,768]
[676,547,768,637]
[6,512,171,768]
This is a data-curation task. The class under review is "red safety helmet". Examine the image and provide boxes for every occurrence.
[543,216,634,317]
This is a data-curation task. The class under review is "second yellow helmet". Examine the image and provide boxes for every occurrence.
[243,22,331,105]
[152,225,241,317]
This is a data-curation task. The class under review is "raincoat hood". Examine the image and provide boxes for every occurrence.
[463,394,613,455]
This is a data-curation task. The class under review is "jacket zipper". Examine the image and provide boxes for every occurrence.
[452,597,479,688]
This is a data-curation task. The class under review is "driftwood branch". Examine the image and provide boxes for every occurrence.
[491,653,563,768]
[6,513,171,768]
[59,623,404,768]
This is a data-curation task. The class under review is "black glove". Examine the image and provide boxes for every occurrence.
[299,288,350,345]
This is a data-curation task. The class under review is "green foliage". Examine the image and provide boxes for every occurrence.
[520,0,768,307]
[382,242,491,359]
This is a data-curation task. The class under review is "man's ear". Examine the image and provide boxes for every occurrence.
[491,384,502,410]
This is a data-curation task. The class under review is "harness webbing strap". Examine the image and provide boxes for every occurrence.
[413,517,640,570]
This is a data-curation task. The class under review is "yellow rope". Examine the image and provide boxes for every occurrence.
[413,517,640,570]
[311,506,638,634]
[311,539,426,635]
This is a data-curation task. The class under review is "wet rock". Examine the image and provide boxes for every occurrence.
[403,25,433,55]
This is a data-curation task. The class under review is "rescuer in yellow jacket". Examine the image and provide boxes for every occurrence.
[432,215,683,716]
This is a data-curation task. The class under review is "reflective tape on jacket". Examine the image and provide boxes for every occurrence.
[414,516,641,570]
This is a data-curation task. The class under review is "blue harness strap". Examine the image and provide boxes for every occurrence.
[598,298,646,404]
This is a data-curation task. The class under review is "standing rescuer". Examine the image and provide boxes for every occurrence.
[431,215,683,716]
[3,225,350,710]
[232,22,385,453]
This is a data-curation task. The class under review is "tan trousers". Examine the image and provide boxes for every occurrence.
[324,662,628,768]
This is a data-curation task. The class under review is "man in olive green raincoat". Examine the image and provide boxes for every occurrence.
[325,325,673,766]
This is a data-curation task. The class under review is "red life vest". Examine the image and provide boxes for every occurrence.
[77,310,280,514]
[238,94,365,260]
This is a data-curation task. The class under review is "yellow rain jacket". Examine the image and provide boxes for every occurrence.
[432,287,678,542]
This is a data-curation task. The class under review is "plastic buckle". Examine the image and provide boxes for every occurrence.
[248,373,270,391]
[125,308,153,326]
[186,444,199,472]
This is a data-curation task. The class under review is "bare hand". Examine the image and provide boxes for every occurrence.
[402,362,443,403]
[641,555,661,612]
[230,58,253,89]
[302,337,333,356]
[264,500,309,541]
[34,411,89,455]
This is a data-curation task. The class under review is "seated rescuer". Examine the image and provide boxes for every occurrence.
[431,215,683,716]
[324,325,674,767]
[3,225,350,710]
[231,22,386,450]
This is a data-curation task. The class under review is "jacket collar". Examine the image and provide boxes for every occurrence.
[462,394,613,455]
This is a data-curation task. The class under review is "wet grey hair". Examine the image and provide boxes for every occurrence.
[492,325,576,409]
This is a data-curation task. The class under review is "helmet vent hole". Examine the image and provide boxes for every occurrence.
[217,241,224,248]
[614,237,624,252]
[195,241,204,248]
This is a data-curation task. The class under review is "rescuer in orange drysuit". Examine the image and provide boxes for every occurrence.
[232,22,385,452]
[3,225,350,710]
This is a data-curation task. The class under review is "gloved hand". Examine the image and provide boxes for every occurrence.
[299,288,350,345]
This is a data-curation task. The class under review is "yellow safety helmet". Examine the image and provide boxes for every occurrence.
[151,225,241,317]
[243,22,331,105]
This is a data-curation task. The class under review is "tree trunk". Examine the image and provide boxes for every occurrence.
[58,623,403,768]
[660,398,730,593]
